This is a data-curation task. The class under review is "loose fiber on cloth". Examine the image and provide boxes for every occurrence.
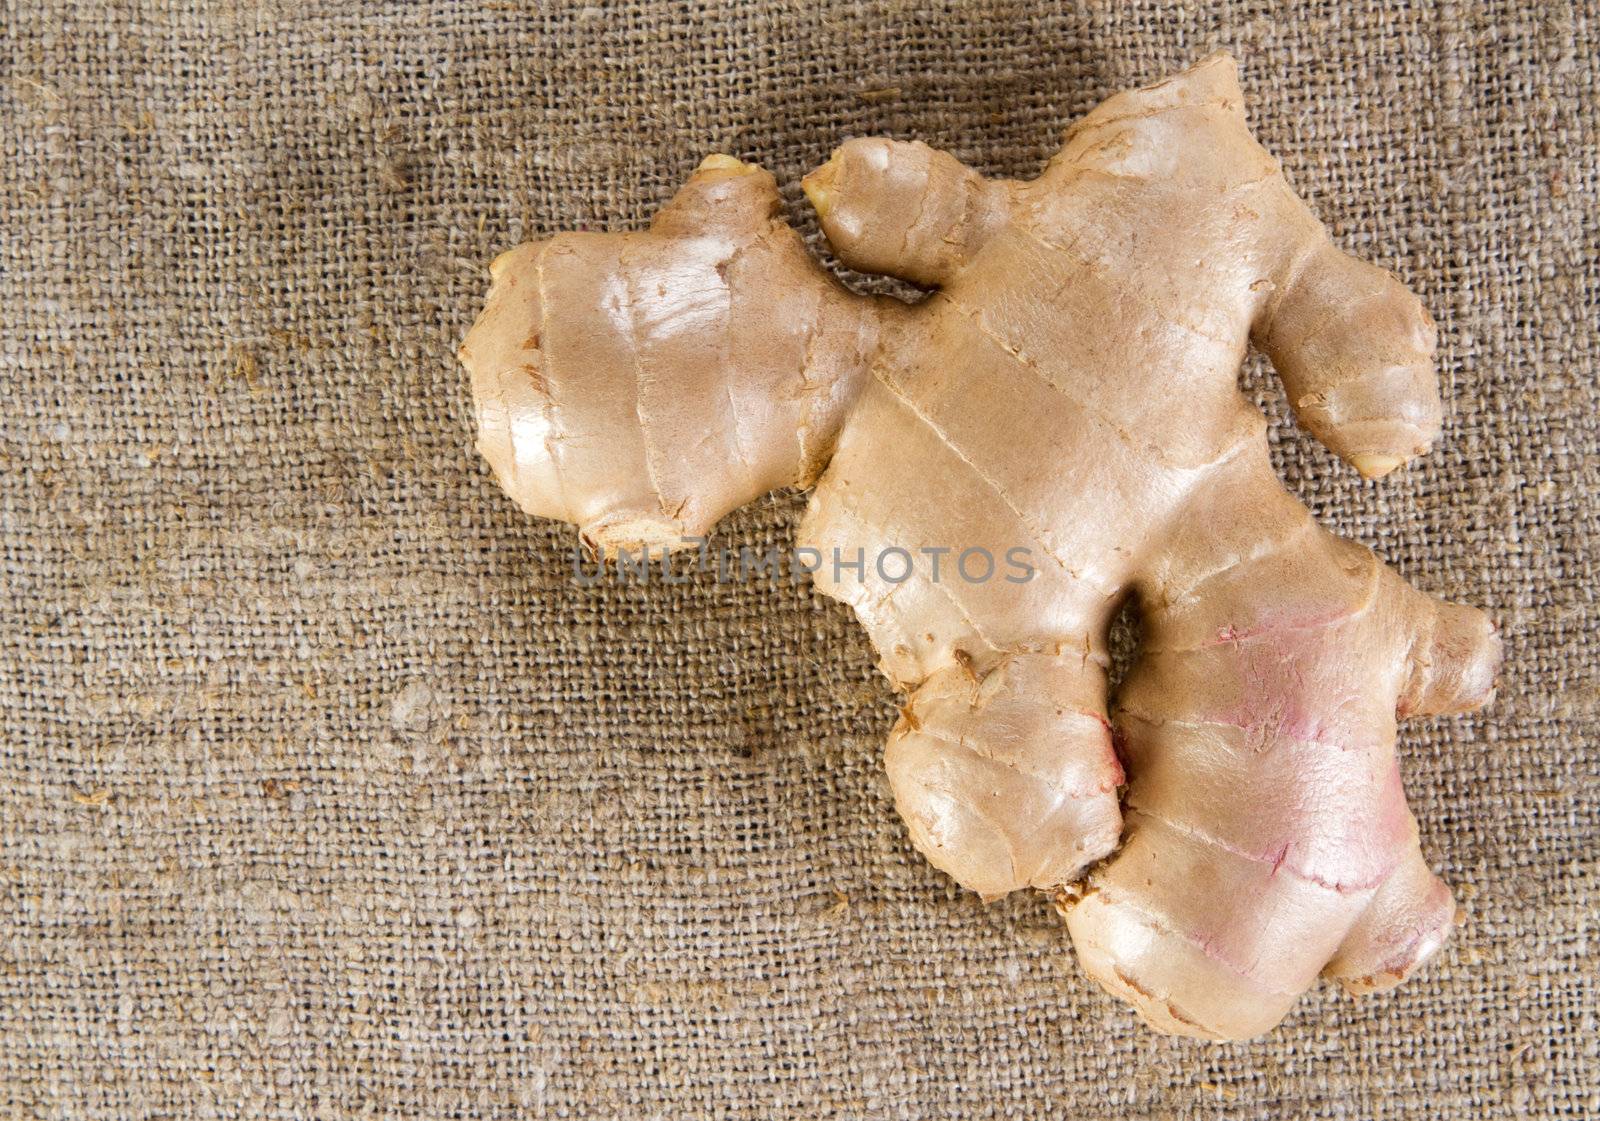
[1,2,1595,1118]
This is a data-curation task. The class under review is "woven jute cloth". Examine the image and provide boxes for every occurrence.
[2,2,1595,1117]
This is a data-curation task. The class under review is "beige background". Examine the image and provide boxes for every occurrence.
[2,2,1595,1118]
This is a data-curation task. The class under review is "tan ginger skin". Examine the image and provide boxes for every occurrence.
[460,55,1502,1040]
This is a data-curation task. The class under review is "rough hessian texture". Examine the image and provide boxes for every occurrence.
[1,0,1596,1115]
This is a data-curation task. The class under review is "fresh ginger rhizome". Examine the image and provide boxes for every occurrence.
[460,55,1501,1041]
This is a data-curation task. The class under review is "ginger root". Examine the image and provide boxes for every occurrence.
[460,54,1501,1040]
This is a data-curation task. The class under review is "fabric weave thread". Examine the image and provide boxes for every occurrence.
[1,2,1595,1117]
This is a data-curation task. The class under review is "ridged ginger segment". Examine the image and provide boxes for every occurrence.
[461,155,890,553]
[460,54,1501,1040]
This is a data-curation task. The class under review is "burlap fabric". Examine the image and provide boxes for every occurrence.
[2,2,1595,1117]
